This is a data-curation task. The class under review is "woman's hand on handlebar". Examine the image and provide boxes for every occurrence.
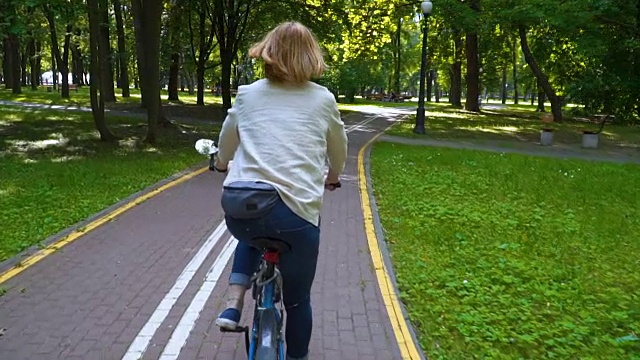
[324,181,341,191]
[325,167,341,191]
[209,155,228,173]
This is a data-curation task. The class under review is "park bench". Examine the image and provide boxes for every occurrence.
[365,93,386,101]
[391,95,412,103]
[211,88,238,96]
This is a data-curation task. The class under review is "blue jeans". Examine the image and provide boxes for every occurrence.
[225,198,320,360]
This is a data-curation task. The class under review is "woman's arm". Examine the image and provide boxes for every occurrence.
[216,96,242,170]
[326,98,348,179]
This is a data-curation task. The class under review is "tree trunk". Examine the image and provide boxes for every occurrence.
[464,0,481,112]
[99,0,116,102]
[196,64,205,105]
[518,26,562,121]
[28,38,38,90]
[434,71,440,103]
[168,52,180,101]
[131,0,164,143]
[9,34,21,94]
[187,72,195,95]
[426,69,434,102]
[220,49,234,110]
[512,37,519,104]
[213,0,252,110]
[394,16,402,95]
[167,2,182,102]
[450,31,463,107]
[501,67,507,104]
[115,54,120,87]
[530,81,535,106]
[465,31,480,112]
[345,88,356,103]
[20,49,28,86]
[45,6,73,98]
[71,35,84,85]
[113,0,130,97]
[87,0,116,141]
[195,7,207,106]
[35,41,42,85]
[132,6,146,107]
[59,25,72,98]
[537,81,546,112]
[3,38,12,89]
[232,62,239,89]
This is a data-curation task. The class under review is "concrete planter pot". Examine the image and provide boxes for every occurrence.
[540,128,554,146]
[582,131,599,149]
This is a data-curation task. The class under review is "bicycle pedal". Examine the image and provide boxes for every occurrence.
[220,326,248,333]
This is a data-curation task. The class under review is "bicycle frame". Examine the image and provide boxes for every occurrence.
[247,249,285,360]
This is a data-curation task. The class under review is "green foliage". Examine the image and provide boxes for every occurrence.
[371,142,640,358]
[2,0,639,128]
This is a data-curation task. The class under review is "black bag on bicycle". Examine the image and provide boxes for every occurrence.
[221,181,280,219]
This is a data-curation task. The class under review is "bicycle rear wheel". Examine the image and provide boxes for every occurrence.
[255,309,280,360]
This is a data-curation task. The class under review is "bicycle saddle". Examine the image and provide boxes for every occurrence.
[247,237,291,253]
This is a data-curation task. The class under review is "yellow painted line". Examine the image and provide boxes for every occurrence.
[358,130,423,360]
[0,167,209,285]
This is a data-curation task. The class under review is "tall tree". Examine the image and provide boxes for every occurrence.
[464,0,481,112]
[3,39,14,90]
[99,0,116,102]
[43,4,73,98]
[167,0,185,102]
[518,26,562,121]
[450,29,463,107]
[213,0,254,110]
[8,33,21,94]
[87,0,116,141]
[70,29,85,85]
[113,0,130,97]
[131,0,164,143]
[27,37,38,90]
[512,35,519,104]
[501,66,507,104]
[3,0,22,94]
[188,0,217,106]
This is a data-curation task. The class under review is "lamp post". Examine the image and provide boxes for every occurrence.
[414,1,433,134]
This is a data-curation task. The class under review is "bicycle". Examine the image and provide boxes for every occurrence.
[223,237,288,359]
[194,139,340,359]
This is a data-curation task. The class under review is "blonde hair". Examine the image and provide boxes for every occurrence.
[249,22,325,85]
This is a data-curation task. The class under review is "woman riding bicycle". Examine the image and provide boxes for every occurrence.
[213,21,348,360]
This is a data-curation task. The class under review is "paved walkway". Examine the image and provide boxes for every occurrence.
[0,109,416,360]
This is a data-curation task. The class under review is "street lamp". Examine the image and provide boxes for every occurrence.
[414,1,433,134]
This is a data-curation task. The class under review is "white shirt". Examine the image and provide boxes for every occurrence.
[217,79,348,226]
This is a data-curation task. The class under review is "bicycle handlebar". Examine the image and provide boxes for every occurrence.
[325,181,341,190]
[209,154,228,173]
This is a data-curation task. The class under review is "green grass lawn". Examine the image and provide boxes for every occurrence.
[387,104,640,151]
[0,105,218,262]
[371,142,640,359]
[0,86,225,107]
[0,86,141,107]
